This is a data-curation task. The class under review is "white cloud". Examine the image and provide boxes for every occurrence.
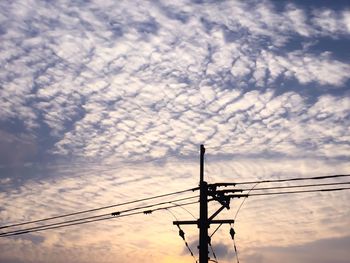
[1,1,349,147]
[0,1,349,262]
[285,4,312,37]
[312,8,348,35]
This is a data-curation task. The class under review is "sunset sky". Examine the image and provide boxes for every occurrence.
[0,0,349,262]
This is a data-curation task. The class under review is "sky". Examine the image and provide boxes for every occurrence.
[0,0,349,262]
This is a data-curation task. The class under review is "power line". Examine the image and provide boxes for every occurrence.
[0,187,199,230]
[249,187,350,196]
[226,184,259,263]
[216,182,350,194]
[234,183,259,221]
[0,196,199,237]
[219,182,350,263]
[169,201,197,219]
[208,236,219,263]
[176,225,198,263]
[244,181,350,191]
[0,200,200,238]
[164,209,198,263]
[226,187,350,199]
[212,174,350,187]
[208,183,259,240]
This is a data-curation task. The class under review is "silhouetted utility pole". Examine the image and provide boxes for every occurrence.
[199,144,208,262]
[173,145,234,263]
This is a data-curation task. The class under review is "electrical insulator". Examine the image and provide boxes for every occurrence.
[179,229,185,240]
[230,227,235,240]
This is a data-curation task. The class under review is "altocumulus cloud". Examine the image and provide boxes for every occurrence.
[0,0,349,163]
[0,1,350,263]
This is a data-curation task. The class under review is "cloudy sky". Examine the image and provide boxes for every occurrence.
[0,0,349,262]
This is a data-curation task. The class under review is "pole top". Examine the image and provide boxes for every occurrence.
[200,144,205,154]
[200,144,205,183]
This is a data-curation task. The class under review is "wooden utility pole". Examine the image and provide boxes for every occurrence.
[173,145,234,263]
[199,144,208,263]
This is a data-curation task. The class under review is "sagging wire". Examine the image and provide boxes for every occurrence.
[170,201,219,262]
[0,188,199,230]
[230,182,259,263]
[210,223,223,238]
[177,225,198,263]
[165,208,198,263]
[234,183,260,221]
[207,183,260,263]
[230,224,240,263]
[208,223,223,263]
[208,236,219,263]
[169,201,196,220]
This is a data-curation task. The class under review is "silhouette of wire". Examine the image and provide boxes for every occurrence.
[226,187,350,199]
[234,183,259,221]
[176,224,198,263]
[208,238,219,263]
[166,207,198,263]
[249,187,350,196]
[169,202,199,262]
[211,182,350,259]
[0,196,199,237]
[212,182,350,195]
[243,181,350,191]
[210,223,222,238]
[164,208,179,221]
[171,197,221,263]
[229,225,239,263]
[213,174,350,186]
[169,201,196,219]
[0,200,200,237]
[226,184,260,263]
[0,187,199,230]
[233,238,240,263]
[208,183,257,237]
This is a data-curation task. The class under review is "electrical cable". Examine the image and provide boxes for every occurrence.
[226,187,350,199]
[168,202,198,263]
[213,174,350,187]
[163,205,198,263]
[249,187,350,196]
[210,223,222,238]
[164,208,179,221]
[208,236,219,263]
[169,201,196,219]
[224,183,259,263]
[0,200,200,238]
[242,181,350,191]
[225,183,350,263]
[210,184,259,244]
[176,224,198,263]
[171,199,220,263]
[0,187,199,230]
[216,182,350,194]
[229,224,240,263]
[233,238,240,263]
[0,196,199,237]
[234,183,259,221]
[172,195,219,263]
